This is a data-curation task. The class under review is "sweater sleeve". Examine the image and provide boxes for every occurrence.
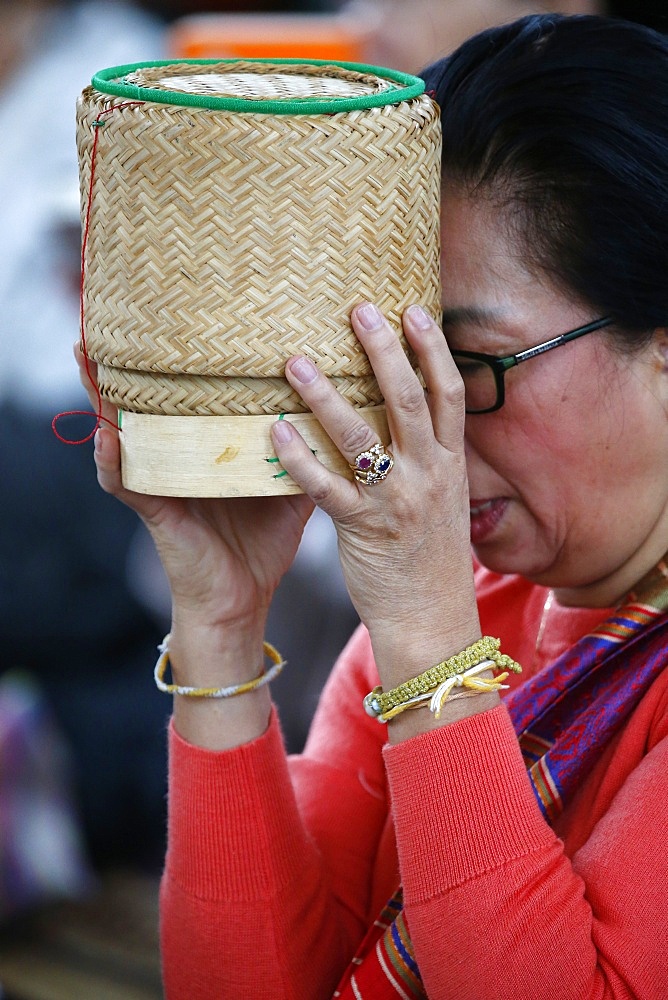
[161,608,668,1000]
[385,700,668,1000]
[160,626,389,1000]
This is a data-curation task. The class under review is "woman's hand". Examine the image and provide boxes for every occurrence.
[76,346,311,627]
[75,346,313,748]
[270,303,481,706]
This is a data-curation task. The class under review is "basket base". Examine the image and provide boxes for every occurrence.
[119,406,389,497]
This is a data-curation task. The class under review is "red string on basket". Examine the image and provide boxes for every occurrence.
[52,102,144,444]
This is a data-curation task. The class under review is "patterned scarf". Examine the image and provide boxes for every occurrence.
[334,558,668,999]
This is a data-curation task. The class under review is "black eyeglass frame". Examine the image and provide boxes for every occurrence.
[448,315,614,413]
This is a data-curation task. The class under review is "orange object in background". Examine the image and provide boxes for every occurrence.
[167,13,373,63]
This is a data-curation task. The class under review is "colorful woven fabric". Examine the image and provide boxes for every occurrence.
[333,889,425,1000]
[507,595,667,821]
[333,558,668,999]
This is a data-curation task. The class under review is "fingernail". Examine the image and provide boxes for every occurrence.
[94,429,103,452]
[355,302,382,331]
[272,418,293,443]
[406,305,432,330]
[289,356,318,384]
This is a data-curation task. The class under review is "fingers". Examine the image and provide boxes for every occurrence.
[279,308,418,474]
[286,356,382,463]
[270,413,358,518]
[276,345,409,514]
[348,303,465,455]
[74,343,122,494]
[349,303,433,454]
[93,425,123,494]
[400,305,466,451]
[74,343,164,519]
[93,422,168,526]
[93,425,135,505]
[275,303,465,497]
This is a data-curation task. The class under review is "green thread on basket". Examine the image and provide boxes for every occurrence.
[265,455,288,479]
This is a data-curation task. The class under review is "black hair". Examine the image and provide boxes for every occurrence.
[606,2,668,35]
[421,14,668,346]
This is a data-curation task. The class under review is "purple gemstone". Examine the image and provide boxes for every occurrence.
[357,455,372,469]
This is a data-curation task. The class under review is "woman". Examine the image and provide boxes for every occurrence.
[79,14,668,999]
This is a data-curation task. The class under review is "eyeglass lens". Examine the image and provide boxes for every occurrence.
[452,357,498,412]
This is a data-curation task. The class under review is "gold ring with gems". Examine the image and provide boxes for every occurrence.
[350,443,394,486]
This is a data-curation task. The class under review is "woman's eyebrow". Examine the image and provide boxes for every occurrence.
[441,306,505,327]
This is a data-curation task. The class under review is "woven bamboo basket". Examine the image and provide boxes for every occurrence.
[77,58,442,496]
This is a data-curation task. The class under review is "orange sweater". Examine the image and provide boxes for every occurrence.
[161,568,668,999]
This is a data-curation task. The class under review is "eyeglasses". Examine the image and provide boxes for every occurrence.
[448,315,613,413]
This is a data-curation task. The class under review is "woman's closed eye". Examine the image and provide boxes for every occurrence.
[453,357,489,377]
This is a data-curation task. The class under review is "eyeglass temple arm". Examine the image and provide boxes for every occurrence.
[510,317,613,366]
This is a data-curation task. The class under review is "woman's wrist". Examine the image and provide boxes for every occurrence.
[367,597,482,689]
[363,554,480,682]
[168,619,268,688]
[167,617,275,752]
[364,603,506,745]
[172,684,273,753]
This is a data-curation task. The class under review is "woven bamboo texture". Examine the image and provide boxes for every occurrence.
[77,60,442,419]
[96,363,383,415]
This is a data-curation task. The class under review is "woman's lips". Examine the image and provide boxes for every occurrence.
[469,498,509,544]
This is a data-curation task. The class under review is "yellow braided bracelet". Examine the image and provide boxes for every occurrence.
[374,661,513,723]
[363,636,521,723]
[154,635,285,698]
[372,676,490,722]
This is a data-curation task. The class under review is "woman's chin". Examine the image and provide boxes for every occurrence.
[469,502,556,580]
[472,528,552,582]
[475,553,545,584]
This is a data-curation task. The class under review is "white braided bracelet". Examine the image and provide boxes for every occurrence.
[154,635,285,698]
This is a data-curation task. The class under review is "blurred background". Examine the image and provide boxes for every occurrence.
[0,0,664,996]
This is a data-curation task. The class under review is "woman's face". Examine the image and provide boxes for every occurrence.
[440,189,668,606]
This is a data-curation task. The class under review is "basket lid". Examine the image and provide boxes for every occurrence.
[90,57,425,115]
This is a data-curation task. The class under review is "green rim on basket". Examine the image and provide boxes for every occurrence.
[90,57,426,115]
